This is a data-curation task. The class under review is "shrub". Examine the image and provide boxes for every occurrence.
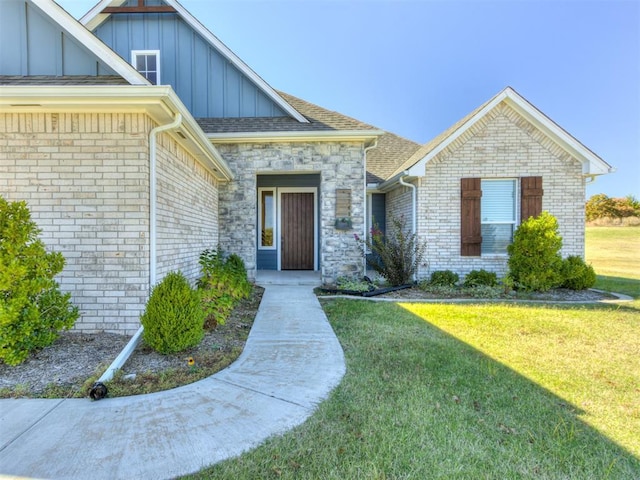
[463,269,498,288]
[198,247,251,328]
[356,215,426,286]
[141,271,205,354]
[507,211,563,292]
[429,270,459,287]
[0,197,78,365]
[561,255,596,290]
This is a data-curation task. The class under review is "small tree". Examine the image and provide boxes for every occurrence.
[0,197,78,365]
[507,211,563,292]
[355,215,426,286]
[141,271,205,354]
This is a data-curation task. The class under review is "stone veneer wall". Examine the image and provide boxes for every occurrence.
[0,112,219,334]
[417,103,586,280]
[216,141,366,284]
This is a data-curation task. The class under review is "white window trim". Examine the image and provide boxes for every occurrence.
[366,193,373,254]
[258,187,276,251]
[480,178,519,257]
[131,50,160,85]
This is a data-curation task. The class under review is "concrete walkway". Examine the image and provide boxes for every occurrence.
[0,283,345,480]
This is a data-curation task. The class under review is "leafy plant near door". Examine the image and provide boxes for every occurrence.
[355,215,426,286]
[198,247,252,328]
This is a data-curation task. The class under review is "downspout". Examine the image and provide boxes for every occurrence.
[363,139,378,275]
[398,173,417,281]
[90,113,183,396]
[149,113,183,286]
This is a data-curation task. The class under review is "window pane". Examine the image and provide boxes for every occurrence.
[136,55,146,70]
[481,224,513,255]
[147,55,156,70]
[261,191,274,247]
[147,72,157,85]
[481,180,516,222]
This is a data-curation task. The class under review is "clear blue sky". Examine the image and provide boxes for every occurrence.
[59,0,640,198]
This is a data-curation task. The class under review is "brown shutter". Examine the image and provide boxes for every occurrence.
[520,176,543,221]
[461,178,482,256]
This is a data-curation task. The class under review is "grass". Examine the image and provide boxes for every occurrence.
[586,226,640,298]
[186,300,640,479]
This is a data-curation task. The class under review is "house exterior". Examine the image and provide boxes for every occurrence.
[0,0,612,335]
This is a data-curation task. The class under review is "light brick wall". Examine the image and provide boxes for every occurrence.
[216,142,366,284]
[1,112,150,334]
[155,133,219,282]
[385,183,415,230]
[0,112,220,335]
[417,103,586,280]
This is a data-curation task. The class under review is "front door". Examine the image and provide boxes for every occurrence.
[281,192,315,270]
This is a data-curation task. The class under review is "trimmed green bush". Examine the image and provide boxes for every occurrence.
[0,197,78,366]
[430,270,459,287]
[355,215,426,286]
[141,271,205,354]
[463,269,498,288]
[198,247,251,328]
[561,256,596,290]
[507,211,563,292]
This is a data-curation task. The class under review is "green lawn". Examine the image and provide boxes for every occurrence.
[586,226,640,298]
[185,227,640,479]
[188,300,640,479]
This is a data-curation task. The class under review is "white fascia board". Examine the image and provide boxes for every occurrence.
[80,0,309,124]
[1,85,233,181]
[30,0,149,85]
[207,130,384,144]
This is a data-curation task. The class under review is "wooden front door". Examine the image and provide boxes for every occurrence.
[281,192,315,270]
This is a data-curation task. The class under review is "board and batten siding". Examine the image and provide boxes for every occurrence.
[92,2,287,118]
[0,0,117,76]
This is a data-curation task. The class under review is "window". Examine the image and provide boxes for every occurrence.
[131,50,160,85]
[461,177,542,257]
[259,188,275,249]
[480,179,517,255]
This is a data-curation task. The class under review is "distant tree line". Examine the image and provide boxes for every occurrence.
[586,194,640,221]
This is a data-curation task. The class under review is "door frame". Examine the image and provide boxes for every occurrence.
[277,187,318,271]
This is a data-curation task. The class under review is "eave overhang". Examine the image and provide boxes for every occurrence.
[206,130,384,146]
[0,85,233,181]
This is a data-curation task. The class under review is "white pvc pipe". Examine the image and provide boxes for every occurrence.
[95,114,183,386]
[97,326,144,383]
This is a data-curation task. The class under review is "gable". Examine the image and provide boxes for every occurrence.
[397,87,612,180]
[0,0,120,77]
[86,0,296,119]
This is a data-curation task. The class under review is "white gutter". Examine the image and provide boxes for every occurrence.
[398,173,418,282]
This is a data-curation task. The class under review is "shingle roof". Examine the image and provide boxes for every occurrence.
[387,96,493,179]
[0,75,129,85]
[196,91,420,183]
[366,132,422,184]
[196,91,381,134]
